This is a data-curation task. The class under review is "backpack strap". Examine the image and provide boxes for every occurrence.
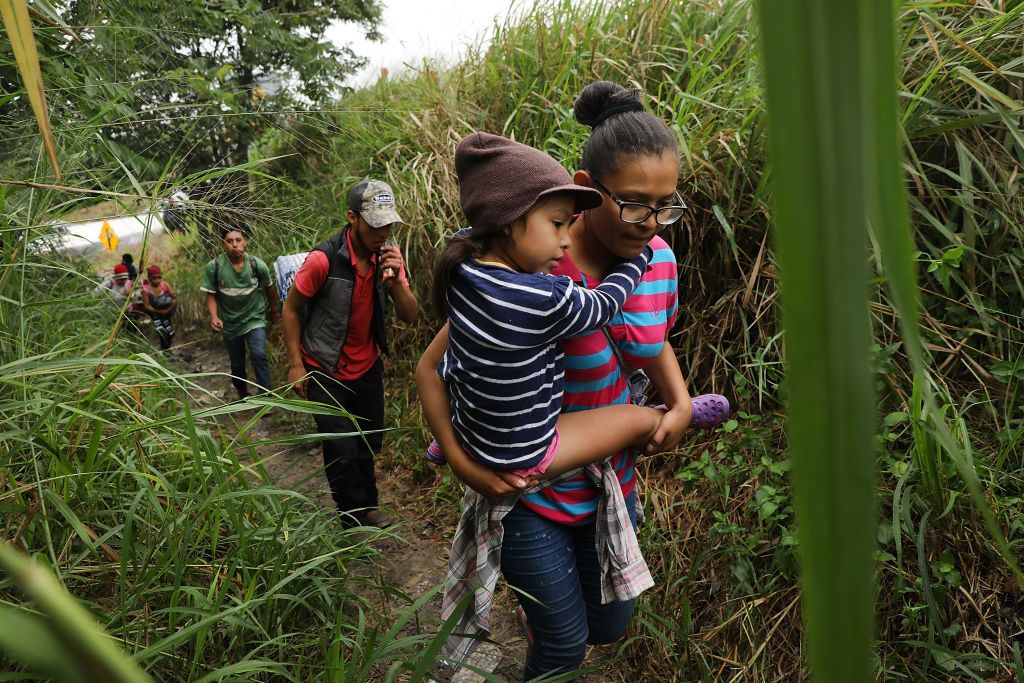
[301,231,347,326]
[601,326,635,377]
[307,232,344,303]
[601,325,651,406]
[214,254,261,293]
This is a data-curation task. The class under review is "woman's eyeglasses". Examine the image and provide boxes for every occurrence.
[591,177,687,225]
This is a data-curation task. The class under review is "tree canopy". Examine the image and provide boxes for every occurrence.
[1,0,383,178]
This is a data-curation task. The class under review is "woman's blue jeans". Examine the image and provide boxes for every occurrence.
[224,326,270,396]
[500,493,638,680]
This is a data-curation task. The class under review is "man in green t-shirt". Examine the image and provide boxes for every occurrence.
[201,224,280,398]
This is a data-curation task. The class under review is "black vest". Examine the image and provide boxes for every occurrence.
[300,227,389,373]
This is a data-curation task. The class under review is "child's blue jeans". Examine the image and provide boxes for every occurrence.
[499,492,638,680]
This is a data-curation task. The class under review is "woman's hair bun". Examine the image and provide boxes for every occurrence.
[573,81,643,129]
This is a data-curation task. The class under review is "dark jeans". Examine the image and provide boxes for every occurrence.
[500,493,638,680]
[304,359,384,516]
[224,326,271,396]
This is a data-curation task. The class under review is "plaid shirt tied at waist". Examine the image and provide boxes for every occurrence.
[438,460,654,669]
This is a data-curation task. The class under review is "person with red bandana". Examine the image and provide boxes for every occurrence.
[142,265,177,350]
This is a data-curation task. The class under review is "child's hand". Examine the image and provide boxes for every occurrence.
[447,448,534,502]
[464,466,528,502]
[644,403,693,454]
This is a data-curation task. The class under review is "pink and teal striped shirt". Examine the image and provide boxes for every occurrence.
[520,235,679,524]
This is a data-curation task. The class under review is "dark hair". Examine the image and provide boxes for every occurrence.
[431,225,511,320]
[121,253,133,263]
[220,222,248,240]
[574,81,679,180]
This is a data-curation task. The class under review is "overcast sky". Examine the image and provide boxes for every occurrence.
[327,0,527,86]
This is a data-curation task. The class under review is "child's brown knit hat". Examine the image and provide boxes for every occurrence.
[455,132,602,231]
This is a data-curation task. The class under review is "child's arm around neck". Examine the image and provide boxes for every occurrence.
[533,244,653,345]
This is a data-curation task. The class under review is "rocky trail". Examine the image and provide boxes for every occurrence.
[163,327,607,682]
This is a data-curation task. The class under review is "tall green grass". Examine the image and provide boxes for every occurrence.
[757,1,902,679]
[0,59,457,683]
[3,0,1024,679]
[0,318,454,679]
[260,1,1023,678]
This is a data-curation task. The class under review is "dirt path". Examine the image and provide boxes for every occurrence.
[168,326,621,683]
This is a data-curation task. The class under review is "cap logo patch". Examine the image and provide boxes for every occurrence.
[371,193,394,205]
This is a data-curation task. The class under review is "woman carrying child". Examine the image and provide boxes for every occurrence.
[418,81,696,679]
[142,265,177,350]
[421,131,667,479]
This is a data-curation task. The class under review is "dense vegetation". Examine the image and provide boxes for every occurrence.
[2,0,1023,680]
[258,3,1024,676]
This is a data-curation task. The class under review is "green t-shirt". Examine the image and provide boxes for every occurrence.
[200,253,273,339]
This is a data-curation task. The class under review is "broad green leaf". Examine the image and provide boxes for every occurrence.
[0,607,90,683]
[758,1,879,681]
[0,541,152,683]
[0,0,60,179]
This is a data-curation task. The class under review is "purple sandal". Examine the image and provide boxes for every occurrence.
[688,394,730,428]
[426,439,445,466]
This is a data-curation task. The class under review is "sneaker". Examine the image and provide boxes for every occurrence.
[338,509,393,530]
[357,509,395,529]
[425,439,446,466]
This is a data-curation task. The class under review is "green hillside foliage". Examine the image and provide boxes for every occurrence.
[1,0,1023,680]
[256,0,1024,678]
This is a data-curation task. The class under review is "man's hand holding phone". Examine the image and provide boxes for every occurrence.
[378,241,407,286]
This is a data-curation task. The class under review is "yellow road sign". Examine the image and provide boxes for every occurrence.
[99,219,119,252]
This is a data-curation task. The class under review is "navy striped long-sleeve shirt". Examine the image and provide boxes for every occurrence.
[438,245,652,470]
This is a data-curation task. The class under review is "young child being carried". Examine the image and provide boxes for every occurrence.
[418,132,666,480]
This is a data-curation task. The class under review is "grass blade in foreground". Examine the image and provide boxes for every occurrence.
[0,540,152,683]
[757,2,878,681]
[0,0,60,179]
